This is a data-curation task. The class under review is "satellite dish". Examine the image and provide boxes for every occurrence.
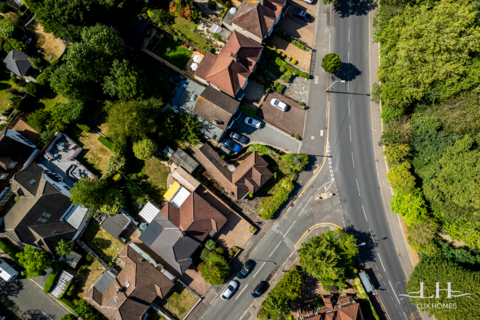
[230,7,237,14]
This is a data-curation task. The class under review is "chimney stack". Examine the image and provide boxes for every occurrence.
[229,53,237,62]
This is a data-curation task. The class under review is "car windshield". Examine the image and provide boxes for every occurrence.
[225,140,234,148]
[274,100,279,105]
[247,118,253,124]
[232,133,239,139]
[228,285,234,291]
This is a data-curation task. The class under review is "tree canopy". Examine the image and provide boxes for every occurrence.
[56,239,74,256]
[103,59,145,100]
[200,252,230,285]
[16,246,52,278]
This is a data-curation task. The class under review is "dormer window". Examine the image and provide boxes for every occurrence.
[114,296,119,303]
[8,161,17,168]
[0,173,8,180]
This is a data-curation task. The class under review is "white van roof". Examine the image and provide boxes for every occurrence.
[0,258,19,282]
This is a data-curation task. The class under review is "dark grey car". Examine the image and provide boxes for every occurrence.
[230,131,249,144]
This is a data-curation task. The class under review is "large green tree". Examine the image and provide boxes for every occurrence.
[200,252,230,285]
[69,177,107,212]
[56,239,74,256]
[390,188,428,226]
[103,59,145,100]
[16,246,52,279]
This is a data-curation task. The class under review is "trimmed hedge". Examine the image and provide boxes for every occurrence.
[275,58,310,79]
[273,82,285,93]
[0,239,19,263]
[258,176,295,220]
[247,144,279,156]
[59,297,76,312]
[76,124,90,132]
[240,105,256,117]
[44,264,62,293]
[98,136,114,151]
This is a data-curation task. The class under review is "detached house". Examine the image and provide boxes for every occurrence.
[223,0,286,44]
[194,30,263,99]
[194,144,273,200]
[298,294,365,320]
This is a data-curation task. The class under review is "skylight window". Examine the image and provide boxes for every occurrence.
[190,93,199,102]
[0,173,7,180]
[43,212,52,219]
[8,162,17,168]
[114,296,119,303]
[38,218,48,223]
[125,281,130,288]
[29,179,36,185]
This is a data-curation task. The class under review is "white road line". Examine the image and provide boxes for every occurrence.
[348,100,350,116]
[349,125,352,142]
[404,313,408,320]
[324,180,335,192]
[378,253,386,272]
[362,205,368,221]
[348,51,349,63]
[317,179,334,191]
[320,130,324,136]
[269,241,282,257]
[348,27,350,42]
[348,76,350,91]
[298,196,313,216]
[315,76,319,84]
[283,221,296,238]
[253,262,266,278]
[352,153,355,168]
[356,178,360,192]
[389,281,401,303]
[236,285,249,300]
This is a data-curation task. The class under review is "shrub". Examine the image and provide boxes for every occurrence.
[291,59,297,65]
[86,253,93,261]
[36,68,53,85]
[321,53,342,74]
[277,49,281,54]
[205,239,216,250]
[265,87,270,93]
[44,264,62,293]
[294,134,300,140]
[273,82,285,93]
[57,280,73,300]
[76,124,90,132]
[112,173,122,181]
[280,71,292,82]
[200,248,211,261]
[233,247,239,253]
[281,53,285,57]
[250,226,256,233]
[216,247,224,254]
[0,239,19,263]
[200,252,230,285]
[132,138,158,160]
[173,36,178,42]
[279,66,286,73]
[39,131,55,148]
[249,192,253,198]
[26,82,37,96]
[275,57,309,78]
[17,76,26,87]
[247,144,278,156]
[197,262,205,271]
[259,176,295,220]
[14,196,19,202]
[98,136,114,151]
[240,104,256,117]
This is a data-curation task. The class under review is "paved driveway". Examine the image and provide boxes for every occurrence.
[276,6,317,47]
[288,0,318,16]
[229,114,301,153]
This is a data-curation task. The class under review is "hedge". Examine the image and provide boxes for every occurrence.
[59,297,76,312]
[246,144,279,156]
[240,105,256,117]
[44,264,63,293]
[76,124,90,132]
[98,136,114,151]
[258,176,295,220]
[275,58,310,79]
[0,239,19,263]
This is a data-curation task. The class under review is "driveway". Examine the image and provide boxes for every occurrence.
[257,92,306,138]
[276,6,317,47]
[230,114,301,153]
[288,0,318,16]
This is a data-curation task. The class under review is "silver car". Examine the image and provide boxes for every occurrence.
[221,280,238,300]
[245,117,262,128]
[270,99,288,111]
[303,0,314,4]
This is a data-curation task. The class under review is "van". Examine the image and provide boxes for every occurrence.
[0,258,19,282]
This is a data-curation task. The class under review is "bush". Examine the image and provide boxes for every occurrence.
[197,261,205,271]
[112,173,122,181]
[250,226,256,233]
[247,144,278,156]
[59,297,76,312]
[39,131,55,148]
[26,82,37,96]
[200,248,211,261]
[273,82,285,93]
[14,196,19,202]
[321,53,341,74]
[200,252,230,285]
[0,239,19,263]
[132,138,158,160]
[44,264,62,293]
[98,136,114,151]
[240,104,256,117]
[205,239,216,250]
[277,49,281,54]
[216,247,224,254]
[280,71,292,82]
[279,66,286,73]
[294,134,300,140]
[76,124,90,132]
[281,53,285,57]
[259,176,295,220]
[58,279,73,300]
[36,68,53,85]
[291,59,297,65]
[249,192,253,198]
[86,253,93,261]
[275,57,309,78]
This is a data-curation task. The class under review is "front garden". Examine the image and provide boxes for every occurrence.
[152,36,193,69]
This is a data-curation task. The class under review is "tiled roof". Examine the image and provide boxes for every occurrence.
[194,86,239,130]
[85,246,175,320]
[194,144,273,199]
[11,119,41,145]
[3,50,32,76]
[299,295,364,320]
[171,148,199,174]
[194,31,263,97]
[101,214,131,239]
[231,0,284,39]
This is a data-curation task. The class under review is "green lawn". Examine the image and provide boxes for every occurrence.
[82,219,125,261]
[165,283,199,320]
[128,157,170,202]
[0,70,26,113]
[153,37,193,69]
[169,16,215,53]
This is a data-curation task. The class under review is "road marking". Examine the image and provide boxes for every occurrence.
[378,253,386,271]
[315,76,318,84]
[298,196,312,216]
[348,51,350,63]
[283,221,296,238]
[356,178,360,193]
[352,153,355,168]
[349,125,352,142]
[317,179,333,191]
[348,27,350,42]
[269,241,282,257]
[253,262,266,278]
[362,205,368,221]
[348,76,349,91]
[236,285,249,299]
[389,281,401,303]
[404,312,408,320]
[311,136,315,140]
[348,100,350,116]
[320,130,324,136]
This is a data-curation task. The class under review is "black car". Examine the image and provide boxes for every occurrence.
[237,260,255,279]
[230,132,249,144]
[293,8,312,22]
[251,281,268,298]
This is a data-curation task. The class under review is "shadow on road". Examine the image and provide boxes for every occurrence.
[336,62,362,82]
[345,225,377,263]
[333,0,377,18]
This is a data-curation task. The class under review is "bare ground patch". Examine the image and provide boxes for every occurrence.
[75,261,104,299]
[27,22,66,60]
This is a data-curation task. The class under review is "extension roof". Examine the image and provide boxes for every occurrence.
[194,31,263,97]
[194,86,239,131]
[194,144,273,199]
[101,214,131,239]
[4,163,77,255]
[231,0,285,39]
[85,245,175,320]
[139,213,200,274]
[3,50,32,77]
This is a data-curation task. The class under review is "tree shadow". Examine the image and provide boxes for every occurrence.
[91,238,112,250]
[24,309,55,320]
[344,225,377,264]
[333,0,378,18]
[335,62,362,82]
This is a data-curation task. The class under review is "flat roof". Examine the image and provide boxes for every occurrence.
[171,187,191,209]
[164,181,181,201]
[139,202,161,223]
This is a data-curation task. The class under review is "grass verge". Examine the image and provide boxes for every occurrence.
[353,276,380,320]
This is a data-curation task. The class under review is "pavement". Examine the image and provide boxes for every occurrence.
[230,113,301,153]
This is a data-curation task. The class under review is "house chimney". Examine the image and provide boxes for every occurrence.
[179,231,185,237]
[229,53,237,62]
[257,0,264,6]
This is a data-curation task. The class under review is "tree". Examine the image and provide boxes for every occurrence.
[200,252,230,285]
[100,189,125,215]
[321,53,341,74]
[386,161,415,194]
[382,143,410,163]
[69,177,107,211]
[132,138,158,160]
[16,246,52,278]
[205,239,216,250]
[49,64,93,101]
[407,218,439,255]
[370,82,381,103]
[104,98,163,143]
[150,9,175,26]
[56,239,74,256]
[26,82,37,96]
[28,57,43,70]
[103,59,145,100]
[39,131,55,148]
[390,188,428,226]
[74,299,102,320]
[26,109,49,133]
[60,314,77,320]
[0,21,14,38]
[281,153,309,173]
[298,229,358,283]
[4,38,25,52]
[36,68,53,85]
[407,257,480,320]
[49,100,84,131]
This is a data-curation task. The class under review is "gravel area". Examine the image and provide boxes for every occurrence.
[267,35,312,71]
[284,76,309,104]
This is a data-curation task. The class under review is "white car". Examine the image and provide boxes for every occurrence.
[221,280,238,300]
[245,117,262,128]
[303,0,314,4]
[270,99,288,111]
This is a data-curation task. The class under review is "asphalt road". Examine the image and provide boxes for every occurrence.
[328,0,420,319]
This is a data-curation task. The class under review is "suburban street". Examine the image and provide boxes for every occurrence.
[200,1,423,320]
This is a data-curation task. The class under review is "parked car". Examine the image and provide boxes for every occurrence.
[245,117,262,128]
[221,280,239,300]
[219,145,232,155]
[270,99,288,111]
[223,138,242,152]
[303,0,315,3]
[237,260,255,279]
[251,281,268,298]
[230,132,249,144]
[293,8,312,22]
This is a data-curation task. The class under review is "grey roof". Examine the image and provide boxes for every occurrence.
[101,214,130,239]
[63,251,82,269]
[14,163,43,196]
[94,271,117,294]
[171,148,198,174]
[200,86,239,115]
[3,50,32,76]
[64,205,88,229]
[139,214,200,274]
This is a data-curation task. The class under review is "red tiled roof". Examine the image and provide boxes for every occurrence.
[300,295,364,320]
[231,0,284,39]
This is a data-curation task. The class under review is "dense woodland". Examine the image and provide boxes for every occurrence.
[374,0,480,318]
